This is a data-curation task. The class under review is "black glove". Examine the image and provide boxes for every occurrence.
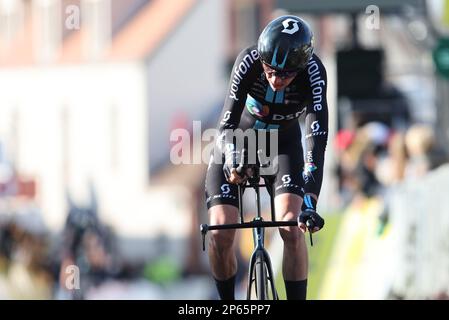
[298,194,325,230]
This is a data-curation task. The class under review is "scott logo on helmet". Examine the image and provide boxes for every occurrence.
[258,15,313,71]
[281,18,300,35]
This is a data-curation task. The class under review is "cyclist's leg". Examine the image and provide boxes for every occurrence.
[208,205,239,279]
[274,192,306,278]
[205,155,240,299]
[272,127,309,299]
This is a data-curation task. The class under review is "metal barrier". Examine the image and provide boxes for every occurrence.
[389,164,449,299]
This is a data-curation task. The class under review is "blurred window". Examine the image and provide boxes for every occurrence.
[0,0,25,50]
[33,0,62,63]
[82,0,111,60]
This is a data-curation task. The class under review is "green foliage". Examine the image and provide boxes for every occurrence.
[144,255,181,286]
[276,212,343,300]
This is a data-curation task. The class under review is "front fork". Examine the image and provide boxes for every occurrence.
[246,217,278,300]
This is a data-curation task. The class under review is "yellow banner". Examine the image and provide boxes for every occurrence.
[444,0,449,27]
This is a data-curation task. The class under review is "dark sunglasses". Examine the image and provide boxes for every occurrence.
[262,63,298,80]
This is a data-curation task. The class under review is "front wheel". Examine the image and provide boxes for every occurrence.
[254,251,268,300]
[247,249,278,300]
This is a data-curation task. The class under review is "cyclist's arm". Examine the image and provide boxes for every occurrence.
[302,56,329,200]
[216,46,259,151]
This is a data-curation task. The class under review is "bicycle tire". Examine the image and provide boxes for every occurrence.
[254,251,268,300]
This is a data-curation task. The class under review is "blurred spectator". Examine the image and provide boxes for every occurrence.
[336,122,391,203]
[58,191,118,299]
[390,132,408,182]
[404,124,447,179]
[1,208,53,299]
[335,129,356,154]
[0,165,17,197]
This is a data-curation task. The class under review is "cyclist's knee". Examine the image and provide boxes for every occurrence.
[275,193,301,223]
[208,205,239,251]
[210,229,235,251]
[278,213,304,245]
[279,228,303,245]
[280,210,298,222]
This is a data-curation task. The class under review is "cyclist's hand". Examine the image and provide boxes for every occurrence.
[298,194,324,233]
[223,145,247,184]
[298,209,324,233]
[224,167,247,184]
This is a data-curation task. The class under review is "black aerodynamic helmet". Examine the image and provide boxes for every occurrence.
[258,15,314,71]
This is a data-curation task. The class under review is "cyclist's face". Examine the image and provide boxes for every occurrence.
[262,63,297,91]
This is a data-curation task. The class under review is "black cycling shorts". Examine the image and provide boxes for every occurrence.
[205,124,305,209]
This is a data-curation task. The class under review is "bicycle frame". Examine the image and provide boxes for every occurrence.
[200,165,297,300]
[243,174,279,300]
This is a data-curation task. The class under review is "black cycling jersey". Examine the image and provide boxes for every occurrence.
[205,45,329,209]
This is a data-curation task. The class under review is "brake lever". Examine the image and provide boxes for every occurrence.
[200,224,208,251]
[236,149,248,177]
[306,219,314,247]
[257,149,270,168]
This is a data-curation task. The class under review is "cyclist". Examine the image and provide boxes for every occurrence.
[205,15,328,300]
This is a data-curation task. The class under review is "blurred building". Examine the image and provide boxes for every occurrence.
[0,0,229,264]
